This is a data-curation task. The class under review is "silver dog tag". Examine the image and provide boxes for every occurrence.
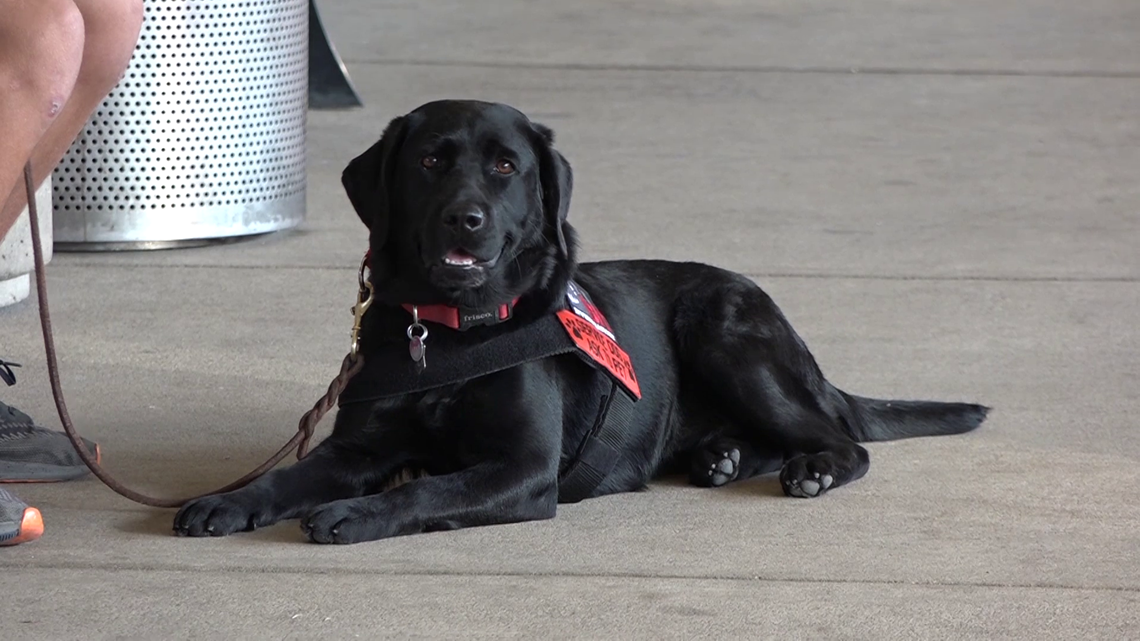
[409,335,426,369]
[407,316,428,373]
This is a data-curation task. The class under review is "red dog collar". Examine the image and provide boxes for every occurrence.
[363,249,520,331]
[400,300,519,331]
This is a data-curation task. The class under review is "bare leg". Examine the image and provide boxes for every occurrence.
[0,0,84,239]
[0,0,143,240]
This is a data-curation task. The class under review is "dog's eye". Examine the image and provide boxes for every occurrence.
[493,159,516,175]
[421,155,439,169]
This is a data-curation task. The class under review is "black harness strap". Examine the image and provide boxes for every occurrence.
[557,381,636,503]
[338,314,577,405]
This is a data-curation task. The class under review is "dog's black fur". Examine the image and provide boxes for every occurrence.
[174,100,988,544]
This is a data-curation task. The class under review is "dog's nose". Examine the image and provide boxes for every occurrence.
[444,208,486,232]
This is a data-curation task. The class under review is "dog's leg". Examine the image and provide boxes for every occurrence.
[688,436,781,487]
[298,374,562,544]
[675,275,870,498]
[301,458,559,544]
[174,404,414,537]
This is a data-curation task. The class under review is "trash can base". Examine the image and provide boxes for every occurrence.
[54,234,271,253]
[52,191,304,250]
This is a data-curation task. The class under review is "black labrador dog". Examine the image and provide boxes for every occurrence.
[174,100,987,544]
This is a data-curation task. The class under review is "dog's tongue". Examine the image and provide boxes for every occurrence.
[444,249,478,266]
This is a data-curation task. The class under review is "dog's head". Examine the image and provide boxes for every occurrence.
[342,100,575,309]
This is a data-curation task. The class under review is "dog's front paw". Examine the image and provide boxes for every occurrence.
[779,454,838,498]
[301,499,387,545]
[173,491,274,537]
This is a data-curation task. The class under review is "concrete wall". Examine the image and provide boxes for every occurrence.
[0,178,53,307]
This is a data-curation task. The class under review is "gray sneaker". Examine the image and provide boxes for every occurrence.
[0,402,99,482]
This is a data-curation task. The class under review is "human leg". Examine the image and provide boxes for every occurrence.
[0,0,144,240]
[0,0,143,544]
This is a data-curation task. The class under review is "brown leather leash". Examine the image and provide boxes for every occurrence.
[20,161,370,508]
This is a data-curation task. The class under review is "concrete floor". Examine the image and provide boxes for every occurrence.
[2,1,1139,639]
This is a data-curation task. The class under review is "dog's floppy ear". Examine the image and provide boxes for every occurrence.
[532,123,573,258]
[341,116,410,249]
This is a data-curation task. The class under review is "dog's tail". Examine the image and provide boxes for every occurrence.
[841,393,989,443]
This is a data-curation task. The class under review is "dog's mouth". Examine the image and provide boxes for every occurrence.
[439,247,501,270]
[424,244,506,291]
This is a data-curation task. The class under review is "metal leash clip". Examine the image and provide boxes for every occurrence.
[350,254,374,356]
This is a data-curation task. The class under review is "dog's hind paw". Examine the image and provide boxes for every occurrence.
[779,454,838,498]
[784,470,833,498]
[690,446,741,487]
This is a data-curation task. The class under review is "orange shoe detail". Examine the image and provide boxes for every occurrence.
[0,507,43,546]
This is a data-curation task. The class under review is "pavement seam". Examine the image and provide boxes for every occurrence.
[6,562,1140,593]
[44,262,1140,283]
[346,58,1140,80]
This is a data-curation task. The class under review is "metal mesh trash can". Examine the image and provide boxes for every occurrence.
[52,0,308,250]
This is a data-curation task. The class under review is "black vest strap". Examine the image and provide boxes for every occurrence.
[338,314,577,405]
[556,380,636,503]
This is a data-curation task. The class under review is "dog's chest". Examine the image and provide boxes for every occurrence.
[339,282,641,407]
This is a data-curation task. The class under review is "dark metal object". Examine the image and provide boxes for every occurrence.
[309,0,364,110]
